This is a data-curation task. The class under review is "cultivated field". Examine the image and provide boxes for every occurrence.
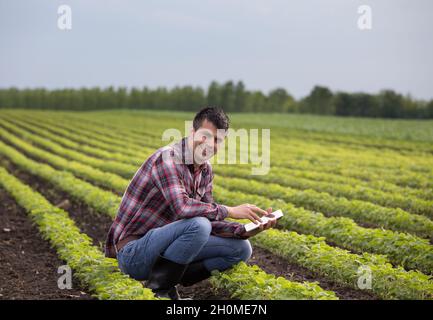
[0,109,432,300]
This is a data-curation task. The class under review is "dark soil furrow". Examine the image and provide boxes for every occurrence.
[0,175,92,299]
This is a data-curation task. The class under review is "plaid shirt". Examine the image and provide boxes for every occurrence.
[105,136,247,258]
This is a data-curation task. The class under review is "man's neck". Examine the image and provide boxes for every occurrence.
[184,136,201,171]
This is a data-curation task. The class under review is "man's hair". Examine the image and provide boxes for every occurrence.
[193,107,230,131]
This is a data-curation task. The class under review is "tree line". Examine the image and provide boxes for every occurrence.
[0,81,432,118]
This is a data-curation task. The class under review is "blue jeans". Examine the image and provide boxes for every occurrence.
[117,217,252,281]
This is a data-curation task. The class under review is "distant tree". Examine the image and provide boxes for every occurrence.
[116,87,128,109]
[377,90,404,118]
[334,92,351,116]
[246,91,266,112]
[301,86,334,114]
[267,88,290,112]
[334,92,380,117]
[284,94,298,113]
[426,100,433,118]
[207,81,221,107]
[220,81,236,112]
[234,81,246,112]
[357,93,380,117]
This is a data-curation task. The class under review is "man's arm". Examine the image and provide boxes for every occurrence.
[151,151,228,221]
[210,220,249,239]
[201,172,249,239]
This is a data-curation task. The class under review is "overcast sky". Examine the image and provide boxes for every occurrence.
[1,0,432,100]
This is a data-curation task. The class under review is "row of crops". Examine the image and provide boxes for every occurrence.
[0,109,432,300]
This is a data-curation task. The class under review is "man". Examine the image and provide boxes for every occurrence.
[105,107,276,299]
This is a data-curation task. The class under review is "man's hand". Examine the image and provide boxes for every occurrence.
[225,203,270,224]
[242,207,277,237]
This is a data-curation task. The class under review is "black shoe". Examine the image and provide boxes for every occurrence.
[153,286,181,300]
[179,260,212,287]
[146,255,188,300]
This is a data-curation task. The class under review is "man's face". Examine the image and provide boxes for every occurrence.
[192,119,226,164]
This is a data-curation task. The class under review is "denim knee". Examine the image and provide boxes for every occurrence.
[187,217,212,240]
[235,239,252,262]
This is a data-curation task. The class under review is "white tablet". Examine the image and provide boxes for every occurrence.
[244,209,283,232]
